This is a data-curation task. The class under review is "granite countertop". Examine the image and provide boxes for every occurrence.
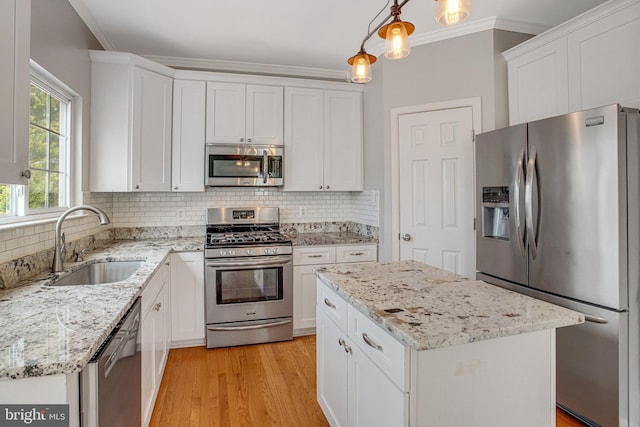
[0,238,203,380]
[315,260,584,351]
[286,231,377,247]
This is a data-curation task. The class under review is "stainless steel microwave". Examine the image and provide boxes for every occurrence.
[205,144,284,187]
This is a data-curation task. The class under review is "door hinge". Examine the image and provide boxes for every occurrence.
[473,218,476,230]
[472,129,476,142]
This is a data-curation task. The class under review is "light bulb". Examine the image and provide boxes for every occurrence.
[384,22,410,60]
[351,55,372,84]
[437,0,470,25]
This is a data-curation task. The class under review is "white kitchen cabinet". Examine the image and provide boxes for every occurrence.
[317,283,408,427]
[0,0,30,185]
[505,0,640,124]
[170,251,205,347]
[566,0,640,112]
[293,244,376,335]
[141,261,171,427]
[284,88,363,191]
[89,51,174,192]
[506,38,569,124]
[172,80,206,192]
[206,82,283,145]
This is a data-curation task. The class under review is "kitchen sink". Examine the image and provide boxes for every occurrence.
[51,260,144,286]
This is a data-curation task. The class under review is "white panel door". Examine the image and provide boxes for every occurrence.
[170,252,205,343]
[172,80,205,192]
[0,0,30,185]
[293,265,318,330]
[399,107,475,278]
[132,67,173,191]
[246,84,283,145]
[205,82,246,144]
[324,90,363,191]
[316,310,348,427]
[283,87,324,191]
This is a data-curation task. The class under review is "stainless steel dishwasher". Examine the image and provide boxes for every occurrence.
[81,298,141,427]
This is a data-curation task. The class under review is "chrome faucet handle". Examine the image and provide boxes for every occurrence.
[60,232,67,262]
[75,248,89,262]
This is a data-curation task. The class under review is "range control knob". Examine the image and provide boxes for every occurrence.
[272,248,280,254]
[246,249,254,255]
[228,250,236,256]
[264,248,272,255]
[219,250,227,256]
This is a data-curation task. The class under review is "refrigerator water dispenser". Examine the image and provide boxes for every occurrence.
[482,186,510,240]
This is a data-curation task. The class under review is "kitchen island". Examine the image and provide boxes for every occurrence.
[315,260,584,427]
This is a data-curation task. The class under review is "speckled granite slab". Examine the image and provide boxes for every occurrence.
[316,260,584,351]
[0,238,203,380]
[286,232,377,246]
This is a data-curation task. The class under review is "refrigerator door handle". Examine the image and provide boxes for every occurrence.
[525,146,539,260]
[514,149,526,257]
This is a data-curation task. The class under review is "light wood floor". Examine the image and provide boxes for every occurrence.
[150,335,588,427]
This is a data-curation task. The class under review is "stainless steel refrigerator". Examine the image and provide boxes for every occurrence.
[475,104,639,427]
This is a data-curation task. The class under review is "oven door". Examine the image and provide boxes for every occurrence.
[205,255,292,325]
[205,144,283,187]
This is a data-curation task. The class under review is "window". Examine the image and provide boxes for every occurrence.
[0,69,71,221]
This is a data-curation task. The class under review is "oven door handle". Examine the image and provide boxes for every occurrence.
[206,256,292,268]
[207,319,292,332]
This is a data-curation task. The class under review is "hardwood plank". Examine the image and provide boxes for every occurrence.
[150,335,587,427]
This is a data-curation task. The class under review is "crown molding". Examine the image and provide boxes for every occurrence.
[369,16,549,55]
[143,55,348,82]
[67,0,117,50]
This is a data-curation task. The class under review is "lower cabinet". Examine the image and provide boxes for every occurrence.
[169,251,205,347]
[316,282,408,427]
[141,261,171,427]
[293,244,376,335]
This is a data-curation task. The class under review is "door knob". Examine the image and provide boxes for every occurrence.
[402,233,412,241]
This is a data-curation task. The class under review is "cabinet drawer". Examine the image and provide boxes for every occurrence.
[317,280,347,332]
[348,305,409,392]
[336,244,377,263]
[294,246,336,266]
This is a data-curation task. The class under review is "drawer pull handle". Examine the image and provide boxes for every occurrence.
[344,344,352,354]
[308,255,324,258]
[323,298,336,309]
[362,333,383,351]
[338,338,345,347]
[349,252,365,256]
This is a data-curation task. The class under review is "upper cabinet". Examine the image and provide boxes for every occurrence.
[89,51,174,192]
[206,82,283,145]
[505,0,640,124]
[0,0,30,185]
[284,88,363,191]
[172,80,205,192]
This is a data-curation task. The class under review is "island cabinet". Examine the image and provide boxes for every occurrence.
[283,88,363,191]
[89,51,174,192]
[141,261,171,427]
[293,244,376,335]
[505,0,640,124]
[206,82,284,145]
[169,251,205,347]
[0,0,30,186]
[315,261,585,427]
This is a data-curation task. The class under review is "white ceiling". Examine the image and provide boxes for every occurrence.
[70,0,609,75]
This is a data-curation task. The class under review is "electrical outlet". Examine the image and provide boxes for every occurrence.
[299,207,307,217]
[177,209,185,218]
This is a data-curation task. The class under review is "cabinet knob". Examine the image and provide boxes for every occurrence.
[319,185,323,190]
[173,186,178,190]
[326,185,330,190]
[135,184,140,190]
[247,138,252,143]
[240,137,245,142]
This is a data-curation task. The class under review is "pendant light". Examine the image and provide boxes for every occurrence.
[436,0,471,25]
[377,1,415,60]
[348,49,377,84]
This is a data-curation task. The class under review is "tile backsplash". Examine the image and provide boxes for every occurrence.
[0,189,379,265]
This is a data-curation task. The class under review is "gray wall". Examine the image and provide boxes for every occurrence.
[369,29,531,261]
[30,0,102,194]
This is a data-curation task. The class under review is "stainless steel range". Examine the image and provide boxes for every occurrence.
[205,207,293,348]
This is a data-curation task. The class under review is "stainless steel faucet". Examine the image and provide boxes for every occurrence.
[52,205,111,272]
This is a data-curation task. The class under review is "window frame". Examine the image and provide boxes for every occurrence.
[0,61,77,227]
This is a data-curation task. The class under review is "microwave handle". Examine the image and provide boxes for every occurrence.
[263,150,268,184]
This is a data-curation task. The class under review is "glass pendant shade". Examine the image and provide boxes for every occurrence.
[348,52,376,84]
[384,21,411,59]
[436,0,471,25]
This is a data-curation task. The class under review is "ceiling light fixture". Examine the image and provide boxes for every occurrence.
[348,0,470,84]
[435,0,471,26]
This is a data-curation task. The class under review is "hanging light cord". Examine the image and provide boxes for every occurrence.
[359,0,412,52]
